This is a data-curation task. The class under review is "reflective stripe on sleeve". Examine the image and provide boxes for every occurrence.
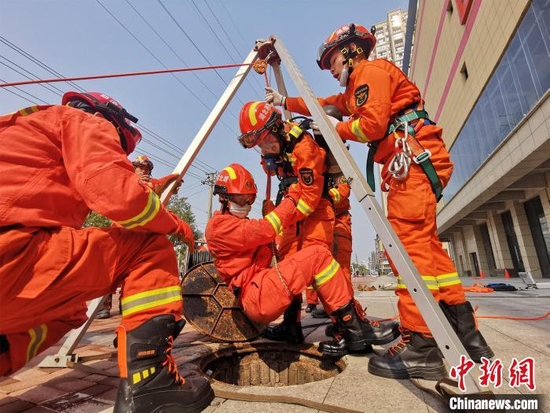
[265,210,282,234]
[297,199,313,216]
[121,286,182,317]
[117,191,161,229]
[329,188,341,203]
[351,119,369,142]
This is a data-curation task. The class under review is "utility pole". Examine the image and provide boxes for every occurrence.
[202,172,216,220]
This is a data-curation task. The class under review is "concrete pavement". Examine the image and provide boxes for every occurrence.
[1,276,548,413]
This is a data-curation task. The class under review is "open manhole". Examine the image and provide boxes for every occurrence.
[200,343,347,387]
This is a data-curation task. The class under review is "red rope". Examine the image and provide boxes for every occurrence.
[0,62,252,88]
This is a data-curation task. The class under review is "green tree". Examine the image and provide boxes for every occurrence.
[167,194,202,246]
[83,211,111,228]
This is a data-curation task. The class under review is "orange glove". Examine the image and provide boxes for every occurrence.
[262,199,276,217]
[285,183,302,206]
[169,212,195,253]
[144,174,181,195]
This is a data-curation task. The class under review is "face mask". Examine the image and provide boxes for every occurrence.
[339,64,350,88]
[229,202,251,218]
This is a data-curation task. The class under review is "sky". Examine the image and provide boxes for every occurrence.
[0,0,408,264]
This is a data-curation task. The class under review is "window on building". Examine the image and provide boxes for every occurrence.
[445,0,550,201]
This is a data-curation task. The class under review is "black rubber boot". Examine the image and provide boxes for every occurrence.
[368,328,447,380]
[114,315,214,413]
[311,307,329,319]
[318,300,400,357]
[324,322,341,337]
[264,301,304,344]
[439,301,494,362]
[305,304,316,313]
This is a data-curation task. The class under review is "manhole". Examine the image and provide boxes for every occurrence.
[181,261,266,342]
[200,343,347,387]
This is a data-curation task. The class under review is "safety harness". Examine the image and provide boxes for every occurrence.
[271,119,333,207]
[366,105,443,202]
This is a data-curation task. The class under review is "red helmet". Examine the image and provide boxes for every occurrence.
[132,155,154,172]
[213,164,257,199]
[317,23,376,70]
[238,101,282,148]
[62,91,142,155]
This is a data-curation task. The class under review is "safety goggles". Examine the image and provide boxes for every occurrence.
[228,193,257,206]
[237,113,280,149]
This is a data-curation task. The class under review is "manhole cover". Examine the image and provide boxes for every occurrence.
[181,261,266,342]
[200,343,346,387]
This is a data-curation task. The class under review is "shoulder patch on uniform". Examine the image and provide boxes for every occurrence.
[354,84,369,107]
[299,168,314,186]
[338,176,348,185]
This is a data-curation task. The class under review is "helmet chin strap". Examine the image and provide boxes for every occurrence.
[339,64,350,87]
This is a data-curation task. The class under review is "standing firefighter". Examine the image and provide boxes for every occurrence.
[238,101,336,343]
[205,164,399,357]
[0,91,214,413]
[265,23,493,380]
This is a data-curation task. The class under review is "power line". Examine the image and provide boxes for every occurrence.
[0,39,218,179]
[0,78,38,104]
[157,0,247,107]
[0,56,65,96]
[204,0,266,94]
[123,0,234,106]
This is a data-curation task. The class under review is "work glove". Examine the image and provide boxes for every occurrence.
[143,174,181,196]
[265,87,286,107]
[169,212,195,253]
[310,115,339,134]
[262,199,276,217]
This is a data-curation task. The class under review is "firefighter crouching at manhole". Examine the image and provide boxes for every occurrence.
[265,23,493,380]
[0,91,214,413]
[239,101,336,343]
[97,154,181,320]
[205,164,400,357]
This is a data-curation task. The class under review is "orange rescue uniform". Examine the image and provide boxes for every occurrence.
[329,176,353,281]
[205,200,350,323]
[0,105,190,375]
[265,123,335,258]
[286,59,465,334]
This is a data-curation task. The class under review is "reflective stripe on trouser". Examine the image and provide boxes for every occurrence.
[0,227,182,375]
[387,166,465,334]
[278,198,335,306]
[240,245,351,324]
[0,317,86,376]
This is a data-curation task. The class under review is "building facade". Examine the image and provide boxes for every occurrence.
[406,0,550,280]
[372,9,408,70]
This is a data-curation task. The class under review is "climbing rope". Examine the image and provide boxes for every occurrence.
[0,62,253,88]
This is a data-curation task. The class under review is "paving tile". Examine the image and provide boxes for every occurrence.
[46,379,96,393]
[40,392,93,411]
[0,396,19,407]
[0,398,35,413]
[95,387,118,403]
[7,385,67,405]
[17,406,56,413]
[79,384,112,398]
[64,398,112,413]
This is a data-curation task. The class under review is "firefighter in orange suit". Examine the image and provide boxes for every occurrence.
[238,101,336,342]
[265,23,493,380]
[329,176,353,280]
[205,164,399,357]
[307,173,354,321]
[0,91,213,413]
